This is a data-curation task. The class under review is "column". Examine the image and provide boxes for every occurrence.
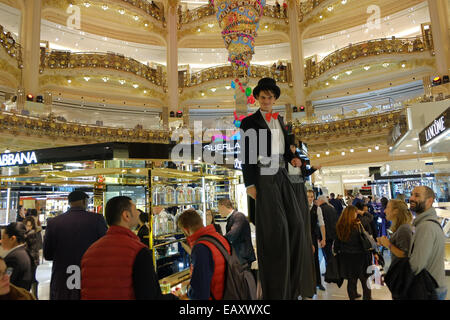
[305,100,314,118]
[161,108,169,130]
[183,105,190,127]
[428,0,450,76]
[20,0,42,97]
[166,0,179,116]
[287,0,306,108]
[285,103,292,122]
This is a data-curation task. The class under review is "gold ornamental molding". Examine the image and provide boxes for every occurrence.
[40,50,166,88]
[0,25,23,69]
[292,109,407,149]
[305,36,434,83]
[182,63,289,88]
[0,111,171,144]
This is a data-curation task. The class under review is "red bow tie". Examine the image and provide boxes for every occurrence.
[265,112,279,122]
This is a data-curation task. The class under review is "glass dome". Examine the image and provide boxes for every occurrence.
[186,187,194,203]
[153,185,166,205]
[194,187,203,203]
[176,186,187,204]
[165,186,176,204]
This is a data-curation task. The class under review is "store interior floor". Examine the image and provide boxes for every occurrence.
[35,249,449,300]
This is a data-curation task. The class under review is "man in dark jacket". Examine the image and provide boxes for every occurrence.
[329,193,343,216]
[218,198,256,267]
[355,202,377,239]
[317,196,339,268]
[81,196,177,300]
[43,191,107,300]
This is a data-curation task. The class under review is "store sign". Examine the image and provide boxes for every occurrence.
[419,107,449,147]
[203,142,241,155]
[0,151,38,167]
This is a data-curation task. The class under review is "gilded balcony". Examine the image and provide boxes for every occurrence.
[182,63,289,88]
[178,3,288,26]
[0,110,171,144]
[305,36,434,81]
[0,25,23,68]
[40,50,165,87]
[298,0,328,22]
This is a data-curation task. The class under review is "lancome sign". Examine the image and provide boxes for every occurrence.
[0,151,38,167]
[419,107,449,147]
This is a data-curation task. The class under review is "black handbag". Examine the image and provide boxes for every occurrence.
[358,223,378,252]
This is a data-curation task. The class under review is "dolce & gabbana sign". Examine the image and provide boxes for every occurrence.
[0,151,38,167]
[419,107,449,147]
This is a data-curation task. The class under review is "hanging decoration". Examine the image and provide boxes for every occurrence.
[231,78,255,105]
[210,0,265,77]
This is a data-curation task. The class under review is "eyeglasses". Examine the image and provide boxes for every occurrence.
[0,267,13,278]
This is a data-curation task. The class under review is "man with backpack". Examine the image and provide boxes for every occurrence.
[177,209,256,300]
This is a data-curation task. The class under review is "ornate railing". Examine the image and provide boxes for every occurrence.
[298,0,328,22]
[0,111,171,143]
[0,25,23,68]
[120,0,164,21]
[183,63,289,87]
[40,50,165,87]
[305,36,433,81]
[178,3,287,26]
[292,108,406,139]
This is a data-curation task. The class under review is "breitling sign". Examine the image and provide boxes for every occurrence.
[0,151,38,167]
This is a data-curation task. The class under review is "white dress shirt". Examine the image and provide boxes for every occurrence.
[260,110,285,156]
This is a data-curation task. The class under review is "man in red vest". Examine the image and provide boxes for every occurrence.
[177,209,230,300]
[81,196,177,300]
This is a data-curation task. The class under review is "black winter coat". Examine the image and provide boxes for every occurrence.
[43,207,107,300]
[4,245,35,290]
[225,211,256,266]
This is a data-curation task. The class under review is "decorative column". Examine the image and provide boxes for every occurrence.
[161,107,169,130]
[166,0,179,116]
[305,100,314,118]
[182,105,190,127]
[20,0,42,97]
[287,0,306,108]
[44,91,52,114]
[285,103,292,122]
[428,0,450,76]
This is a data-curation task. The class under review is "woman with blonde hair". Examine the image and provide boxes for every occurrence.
[334,205,372,300]
[377,199,413,263]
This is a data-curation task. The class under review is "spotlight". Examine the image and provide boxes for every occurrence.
[432,76,442,86]
[36,95,44,103]
[170,111,175,117]
[299,106,305,112]
[176,111,183,118]
[26,94,34,101]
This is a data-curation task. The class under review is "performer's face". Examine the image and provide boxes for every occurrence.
[257,91,277,112]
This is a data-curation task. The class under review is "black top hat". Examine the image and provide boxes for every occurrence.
[252,77,281,99]
[68,190,89,203]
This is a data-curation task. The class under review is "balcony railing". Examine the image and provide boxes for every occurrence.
[292,108,407,139]
[120,0,164,21]
[178,3,287,26]
[40,50,165,87]
[0,25,23,68]
[0,110,170,143]
[298,0,328,22]
[182,63,289,87]
[305,36,433,81]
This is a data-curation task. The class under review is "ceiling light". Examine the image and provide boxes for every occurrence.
[327,6,333,12]
[119,79,125,85]
[375,145,379,150]
[383,63,390,68]
[401,64,406,68]
[317,154,320,158]
[136,169,141,173]
[350,148,354,152]
[201,92,205,96]
[345,71,352,75]
[341,151,345,156]
[84,2,91,8]
[368,148,372,152]
[325,82,329,86]
[225,86,231,90]
[412,137,419,141]
[102,5,108,10]
[4,149,10,153]
[210,87,216,92]
[364,66,371,71]
[341,0,347,4]
[84,77,90,81]
[405,144,413,147]
[145,23,148,27]
[102,77,109,82]
[67,79,72,83]
[332,75,339,80]
[389,146,393,150]
[208,24,214,28]
[134,16,139,21]
[119,9,125,15]
[133,84,139,88]
[197,28,201,32]
[265,25,268,29]
[325,151,330,155]
[319,15,323,19]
